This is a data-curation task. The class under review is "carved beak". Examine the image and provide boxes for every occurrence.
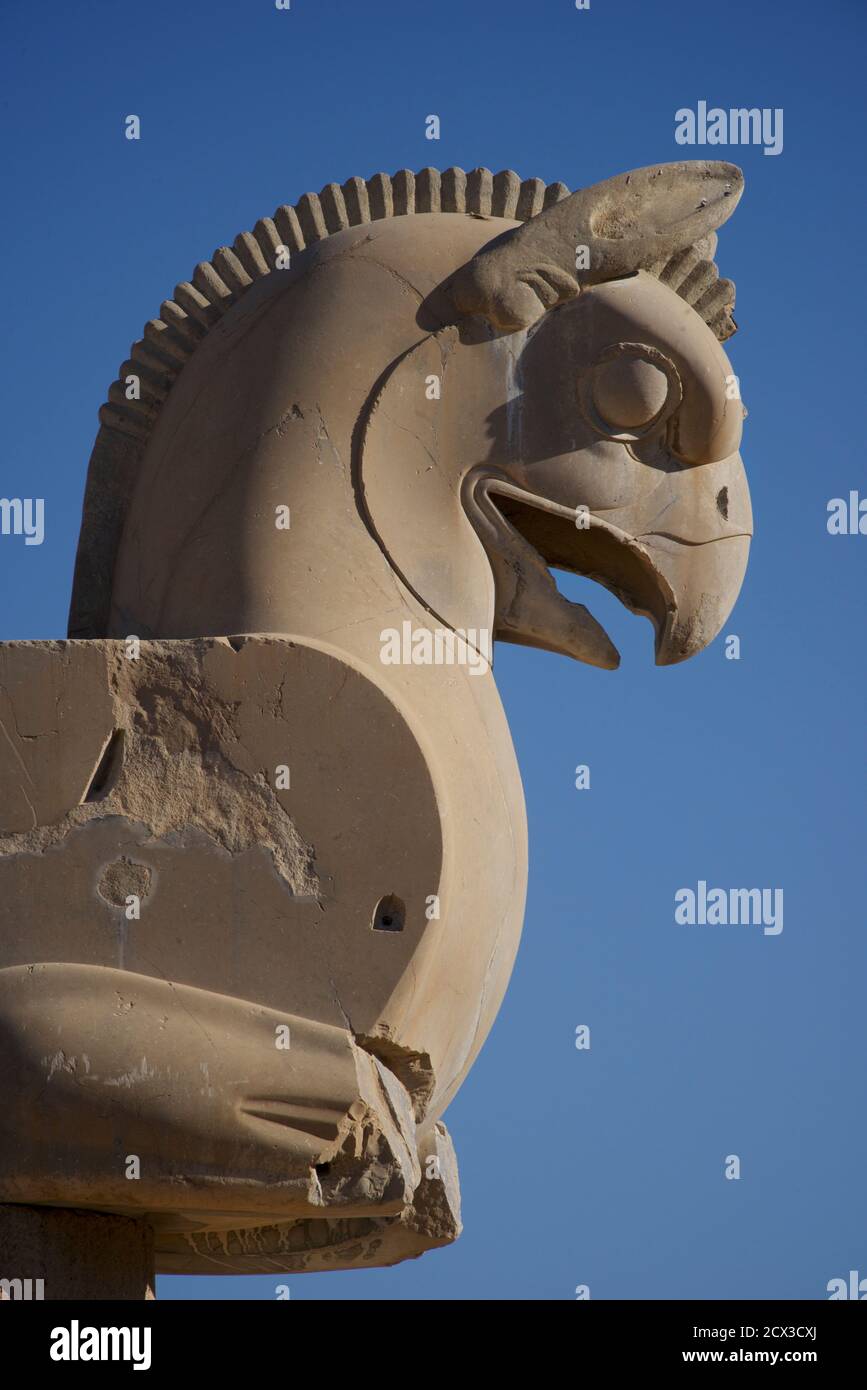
[465,453,751,668]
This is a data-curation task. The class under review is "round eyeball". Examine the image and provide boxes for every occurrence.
[592,356,670,428]
[578,344,682,442]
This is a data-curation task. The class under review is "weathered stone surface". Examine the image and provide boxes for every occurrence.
[154,1123,460,1275]
[3,161,752,1284]
[450,160,742,333]
[0,635,495,1271]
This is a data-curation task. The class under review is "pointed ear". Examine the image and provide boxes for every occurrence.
[451,161,743,330]
[359,329,496,639]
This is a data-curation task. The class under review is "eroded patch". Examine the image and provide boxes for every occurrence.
[97,856,152,908]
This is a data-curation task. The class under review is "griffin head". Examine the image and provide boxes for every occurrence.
[362,160,751,670]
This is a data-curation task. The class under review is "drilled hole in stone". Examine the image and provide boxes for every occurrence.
[716,486,729,520]
[83,729,125,802]
[372,894,405,932]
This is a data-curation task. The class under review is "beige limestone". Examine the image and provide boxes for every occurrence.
[1,163,751,1283]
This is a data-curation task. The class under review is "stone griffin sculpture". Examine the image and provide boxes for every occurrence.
[0,162,751,1279]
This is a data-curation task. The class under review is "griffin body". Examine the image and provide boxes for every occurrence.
[0,165,751,1274]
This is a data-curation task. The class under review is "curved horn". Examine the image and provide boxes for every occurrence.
[450,160,744,331]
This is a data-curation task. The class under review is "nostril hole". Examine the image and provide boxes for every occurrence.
[372,894,405,932]
[716,486,729,520]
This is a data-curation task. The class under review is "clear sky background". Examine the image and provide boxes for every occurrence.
[2,0,865,1300]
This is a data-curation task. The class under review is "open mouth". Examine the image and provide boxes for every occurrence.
[467,474,679,669]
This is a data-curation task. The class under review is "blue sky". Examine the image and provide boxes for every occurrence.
[2,0,865,1299]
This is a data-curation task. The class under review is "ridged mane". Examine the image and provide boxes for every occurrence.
[100,165,734,444]
[70,166,734,639]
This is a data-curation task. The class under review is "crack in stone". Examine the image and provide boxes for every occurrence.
[0,644,320,898]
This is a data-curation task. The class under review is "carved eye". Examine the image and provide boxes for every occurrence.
[578,343,682,442]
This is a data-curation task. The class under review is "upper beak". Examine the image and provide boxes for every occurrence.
[601,444,753,665]
[645,529,750,665]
